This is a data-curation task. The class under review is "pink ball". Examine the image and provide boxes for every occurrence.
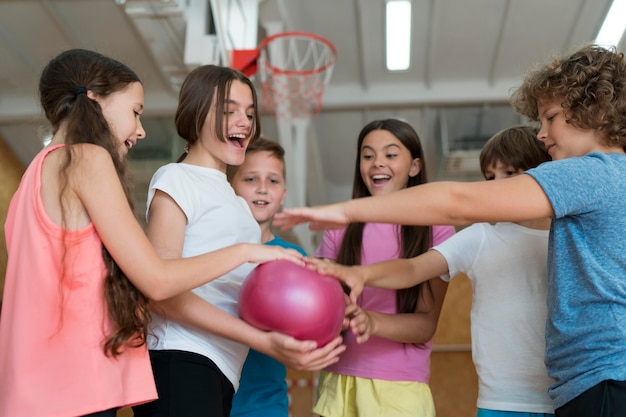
[239,259,345,347]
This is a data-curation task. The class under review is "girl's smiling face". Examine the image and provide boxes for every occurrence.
[199,80,255,171]
[91,81,146,156]
[359,129,421,196]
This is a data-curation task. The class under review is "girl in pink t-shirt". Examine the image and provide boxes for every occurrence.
[313,119,455,417]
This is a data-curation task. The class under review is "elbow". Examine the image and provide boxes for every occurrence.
[140,288,169,302]
[137,276,174,301]
[146,291,171,302]
[418,325,437,343]
[146,283,178,301]
[407,329,436,345]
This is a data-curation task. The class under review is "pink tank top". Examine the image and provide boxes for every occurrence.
[0,145,157,416]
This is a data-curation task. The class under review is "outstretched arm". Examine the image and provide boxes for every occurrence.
[307,249,450,301]
[74,144,303,301]
[274,176,553,230]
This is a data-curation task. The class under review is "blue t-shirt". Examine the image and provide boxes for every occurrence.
[230,236,307,417]
[526,152,626,409]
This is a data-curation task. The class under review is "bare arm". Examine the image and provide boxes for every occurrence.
[308,249,450,301]
[310,250,450,344]
[275,176,553,231]
[145,176,345,370]
[74,145,303,300]
[154,292,345,370]
[351,276,448,344]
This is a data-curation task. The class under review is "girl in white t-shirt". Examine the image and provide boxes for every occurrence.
[132,65,345,417]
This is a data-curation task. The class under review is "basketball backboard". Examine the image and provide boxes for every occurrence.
[184,0,259,69]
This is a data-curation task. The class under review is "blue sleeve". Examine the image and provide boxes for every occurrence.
[265,236,307,256]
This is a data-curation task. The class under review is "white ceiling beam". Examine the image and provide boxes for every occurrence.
[424,0,437,88]
[39,0,78,45]
[354,0,369,89]
[0,78,515,122]
[119,3,181,91]
[320,80,514,110]
[565,0,594,49]
[487,0,511,86]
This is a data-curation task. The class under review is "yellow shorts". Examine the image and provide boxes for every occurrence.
[313,370,436,417]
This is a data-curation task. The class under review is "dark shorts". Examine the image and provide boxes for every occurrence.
[132,350,235,417]
[555,379,626,417]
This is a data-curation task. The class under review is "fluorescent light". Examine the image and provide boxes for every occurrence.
[595,0,626,48]
[386,0,412,71]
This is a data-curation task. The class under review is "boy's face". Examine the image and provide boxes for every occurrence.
[231,150,287,225]
[537,99,604,160]
[483,161,524,181]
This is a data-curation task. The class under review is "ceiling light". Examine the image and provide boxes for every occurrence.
[595,0,626,47]
[386,0,412,71]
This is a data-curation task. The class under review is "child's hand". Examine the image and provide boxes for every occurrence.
[305,258,365,303]
[273,204,349,231]
[247,244,304,266]
[263,333,346,371]
[347,305,373,344]
[343,298,360,331]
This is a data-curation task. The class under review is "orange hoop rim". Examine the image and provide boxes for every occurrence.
[258,31,337,76]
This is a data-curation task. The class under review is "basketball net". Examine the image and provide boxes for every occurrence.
[231,32,337,254]
[259,32,336,120]
[231,31,337,121]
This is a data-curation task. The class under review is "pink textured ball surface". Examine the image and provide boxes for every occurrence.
[239,260,345,347]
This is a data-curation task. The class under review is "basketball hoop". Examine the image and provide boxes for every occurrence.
[232,31,337,121]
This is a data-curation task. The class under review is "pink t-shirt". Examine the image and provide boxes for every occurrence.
[0,145,157,417]
[315,223,455,382]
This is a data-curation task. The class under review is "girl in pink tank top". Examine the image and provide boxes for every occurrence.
[0,49,306,417]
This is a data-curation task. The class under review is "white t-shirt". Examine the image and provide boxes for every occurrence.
[434,222,554,413]
[145,163,261,390]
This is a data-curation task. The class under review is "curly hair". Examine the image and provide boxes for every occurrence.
[510,44,626,148]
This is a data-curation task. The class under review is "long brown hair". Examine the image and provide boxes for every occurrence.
[39,49,150,356]
[336,119,432,316]
[174,65,261,162]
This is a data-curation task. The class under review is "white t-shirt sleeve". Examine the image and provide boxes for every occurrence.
[146,164,197,223]
[432,223,485,282]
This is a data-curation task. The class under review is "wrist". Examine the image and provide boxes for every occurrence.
[238,243,255,263]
